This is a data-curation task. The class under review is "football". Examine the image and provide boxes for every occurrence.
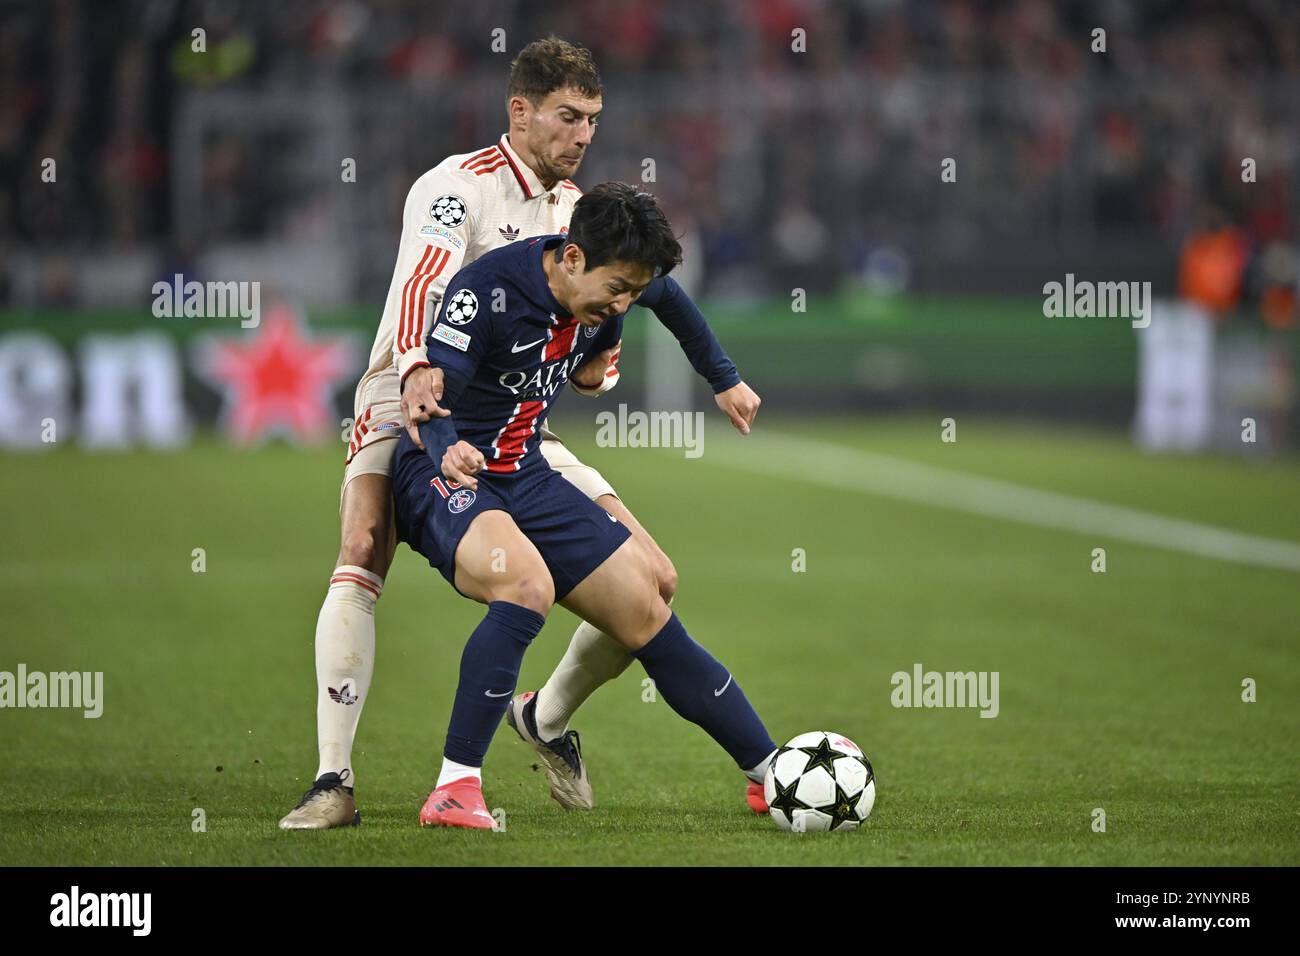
[764,731,876,832]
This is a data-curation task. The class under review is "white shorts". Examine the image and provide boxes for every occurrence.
[539,424,617,502]
[341,369,406,494]
[341,372,616,504]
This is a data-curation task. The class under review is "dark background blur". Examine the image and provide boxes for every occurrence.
[1,0,1296,446]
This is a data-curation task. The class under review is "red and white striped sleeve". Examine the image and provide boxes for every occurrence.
[391,167,480,387]
[569,341,622,396]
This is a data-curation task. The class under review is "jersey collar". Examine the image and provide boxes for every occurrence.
[499,134,559,201]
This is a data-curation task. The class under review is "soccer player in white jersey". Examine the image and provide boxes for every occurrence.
[279,37,761,829]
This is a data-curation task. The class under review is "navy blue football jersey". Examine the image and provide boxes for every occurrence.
[422,234,623,475]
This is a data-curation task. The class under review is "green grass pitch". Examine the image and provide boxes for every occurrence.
[1,417,1296,866]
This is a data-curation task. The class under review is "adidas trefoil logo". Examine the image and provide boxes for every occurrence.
[499,224,520,241]
[329,682,358,705]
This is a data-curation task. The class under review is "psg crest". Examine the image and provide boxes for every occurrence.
[448,489,477,513]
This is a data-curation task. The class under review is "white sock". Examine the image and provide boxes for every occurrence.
[744,749,778,785]
[314,565,382,787]
[436,758,482,788]
[534,620,634,741]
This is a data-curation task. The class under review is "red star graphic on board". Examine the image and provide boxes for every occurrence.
[202,305,353,445]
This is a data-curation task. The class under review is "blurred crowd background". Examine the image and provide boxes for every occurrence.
[2,0,1296,311]
[0,0,1296,451]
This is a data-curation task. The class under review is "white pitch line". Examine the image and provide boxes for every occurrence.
[707,430,1300,573]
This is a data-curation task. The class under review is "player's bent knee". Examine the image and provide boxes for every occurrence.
[622,590,670,649]
[612,540,670,644]
[339,525,391,576]
[653,552,678,604]
[615,535,656,586]
[497,571,554,615]
[338,474,393,574]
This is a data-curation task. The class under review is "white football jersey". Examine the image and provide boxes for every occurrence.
[362,134,583,395]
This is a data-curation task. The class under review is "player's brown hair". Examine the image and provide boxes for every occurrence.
[507,36,602,105]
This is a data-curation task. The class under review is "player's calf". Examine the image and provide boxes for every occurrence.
[308,472,393,799]
[631,612,776,783]
[433,510,553,798]
[561,540,778,784]
[433,601,547,801]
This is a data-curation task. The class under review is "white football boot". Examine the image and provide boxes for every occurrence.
[504,691,594,810]
[278,771,361,829]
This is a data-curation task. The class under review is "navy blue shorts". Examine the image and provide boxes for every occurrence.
[391,434,631,601]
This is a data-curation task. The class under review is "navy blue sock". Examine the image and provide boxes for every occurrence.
[631,613,776,770]
[443,601,547,766]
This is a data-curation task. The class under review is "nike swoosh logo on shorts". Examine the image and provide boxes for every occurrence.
[713,674,733,697]
[484,689,512,698]
[511,339,545,353]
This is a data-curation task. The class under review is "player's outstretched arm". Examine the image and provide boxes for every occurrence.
[636,276,740,388]
[637,276,761,434]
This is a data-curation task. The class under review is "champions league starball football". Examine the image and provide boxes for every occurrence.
[764,731,876,832]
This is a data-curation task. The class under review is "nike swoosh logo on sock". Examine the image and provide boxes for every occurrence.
[713,674,733,697]
[484,689,512,698]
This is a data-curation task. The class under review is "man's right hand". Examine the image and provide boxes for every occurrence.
[401,366,447,449]
[571,340,621,391]
[441,440,485,490]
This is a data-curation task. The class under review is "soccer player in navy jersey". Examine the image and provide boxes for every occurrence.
[389,182,778,828]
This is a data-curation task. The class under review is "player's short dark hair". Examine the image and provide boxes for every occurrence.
[507,36,602,106]
[562,182,682,278]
